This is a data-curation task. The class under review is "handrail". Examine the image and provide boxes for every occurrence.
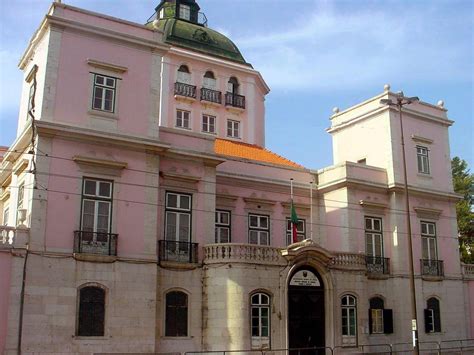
[73,230,118,256]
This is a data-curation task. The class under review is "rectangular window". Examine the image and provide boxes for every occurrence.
[417,146,430,174]
[92,74,116,113]
[286,218,305,245]
[176,109,190,129]
[202,114,216,134]
[421,221,437,260]
[17,183,25,210]
[81,179,113,234]
[215,210,231,243]
[365,217,383,257]
[165,192,192,243]
[227,120,240,138]
[249,214,269,245]
[2,207,9,226]
[179,4,191,20]
[371,309,384,334]
[27,83,34,119]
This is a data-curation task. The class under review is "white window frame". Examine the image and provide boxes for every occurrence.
[203,72,217,90]
[2,207,9,226]
[179,4,191,20]
[365,217,383,258]
[251,293,270,348]
[286,218,305,245]
[176,109,191,129]
[248,214,270,246]
[92,74,117,113]
[81,179,113,236]
[417,146,430,174]
[341,295,357,346]
[227,119,240,139]
[215,210,231,243]
[27,82,34,120]
[421,221,437,261]
[165,192,192,243]
[202,114,216,134]
[371,308,384,334]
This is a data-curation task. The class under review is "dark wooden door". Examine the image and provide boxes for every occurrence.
[288,278,325,353]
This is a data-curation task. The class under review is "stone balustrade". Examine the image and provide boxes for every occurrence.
[461,263,474,279]
[204,243,367,270]
[0,226,17,248]
[0,226,29,249]
[330,252,367,270]
[204,243,286,266]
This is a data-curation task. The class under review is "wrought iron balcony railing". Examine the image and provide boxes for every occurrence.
[174,82,197,99]
[200,87,222,104]
[421,259,444,277]
[159,240,198,264]
[73,230,118,256]
[366,256,390,275]
[225,92,245,109]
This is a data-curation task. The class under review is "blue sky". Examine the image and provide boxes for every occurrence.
[0,0,472,169]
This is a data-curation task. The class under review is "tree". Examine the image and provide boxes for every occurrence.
[451,157,474,263]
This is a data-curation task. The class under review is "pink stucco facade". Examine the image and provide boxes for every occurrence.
[1,1,473,354]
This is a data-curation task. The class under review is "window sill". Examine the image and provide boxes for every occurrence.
[73,253,117,263]
[159,260,199,270]
[417,173,432,179]
[175,126,192,131]
[73,336,108,340]
[226,136,241,141]
[201,131,217,135]
[88,109,118,120]
[161,336,194,340]
[421,275,444,282]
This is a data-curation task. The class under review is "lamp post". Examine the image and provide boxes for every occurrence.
[381,91,420,354]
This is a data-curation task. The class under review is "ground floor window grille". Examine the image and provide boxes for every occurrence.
[77,286,105,336]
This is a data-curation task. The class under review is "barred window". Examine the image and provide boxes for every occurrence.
[165,291,188,337]
[77,286,105,336]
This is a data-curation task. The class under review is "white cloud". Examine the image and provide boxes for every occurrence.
[234,4,472,91]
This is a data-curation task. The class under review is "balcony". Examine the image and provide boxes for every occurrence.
[174,82,196,99]
[421,259,444,277]
[73,230,118,256]
[366,256,390,277]
[204,243,286,266]
[159,240,198,264]
[200,87,222,104]
[225,93,245,109]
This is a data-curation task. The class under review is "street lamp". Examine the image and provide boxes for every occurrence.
[380,91,420,355]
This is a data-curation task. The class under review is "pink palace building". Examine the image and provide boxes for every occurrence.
[1,1,473,353]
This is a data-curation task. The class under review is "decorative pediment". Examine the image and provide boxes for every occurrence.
[281,239,333,266]
[359,200,388,214]
[413,207,442,220]
[73,155,127,176]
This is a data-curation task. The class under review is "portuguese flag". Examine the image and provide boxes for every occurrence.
[290,200,299,243]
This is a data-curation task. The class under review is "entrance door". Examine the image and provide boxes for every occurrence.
[288,268,325,353]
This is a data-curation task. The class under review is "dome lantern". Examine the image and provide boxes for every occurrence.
[155,0,201,24]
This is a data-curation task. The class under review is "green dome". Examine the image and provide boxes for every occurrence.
[157,18,250,66]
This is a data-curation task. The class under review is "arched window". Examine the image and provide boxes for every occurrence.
[203,71,216,89]
[425,297,441,333]
[251,292,270,348]
[77,286,105,336]
[165,291,188,337]
[227,77,239,94]
[177,65,191,84]
[341,295,357,346]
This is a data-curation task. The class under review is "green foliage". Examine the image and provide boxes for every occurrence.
[452,157,474,263]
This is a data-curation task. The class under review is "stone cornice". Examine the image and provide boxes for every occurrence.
[19,13,169,69]
[35,120,170,153]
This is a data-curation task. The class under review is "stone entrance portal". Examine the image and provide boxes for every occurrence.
[288,267,325,353]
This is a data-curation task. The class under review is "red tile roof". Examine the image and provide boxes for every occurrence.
[214,139,303,168]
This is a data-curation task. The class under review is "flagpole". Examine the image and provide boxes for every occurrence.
[290,178,294,244]
[310,181,313,240]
